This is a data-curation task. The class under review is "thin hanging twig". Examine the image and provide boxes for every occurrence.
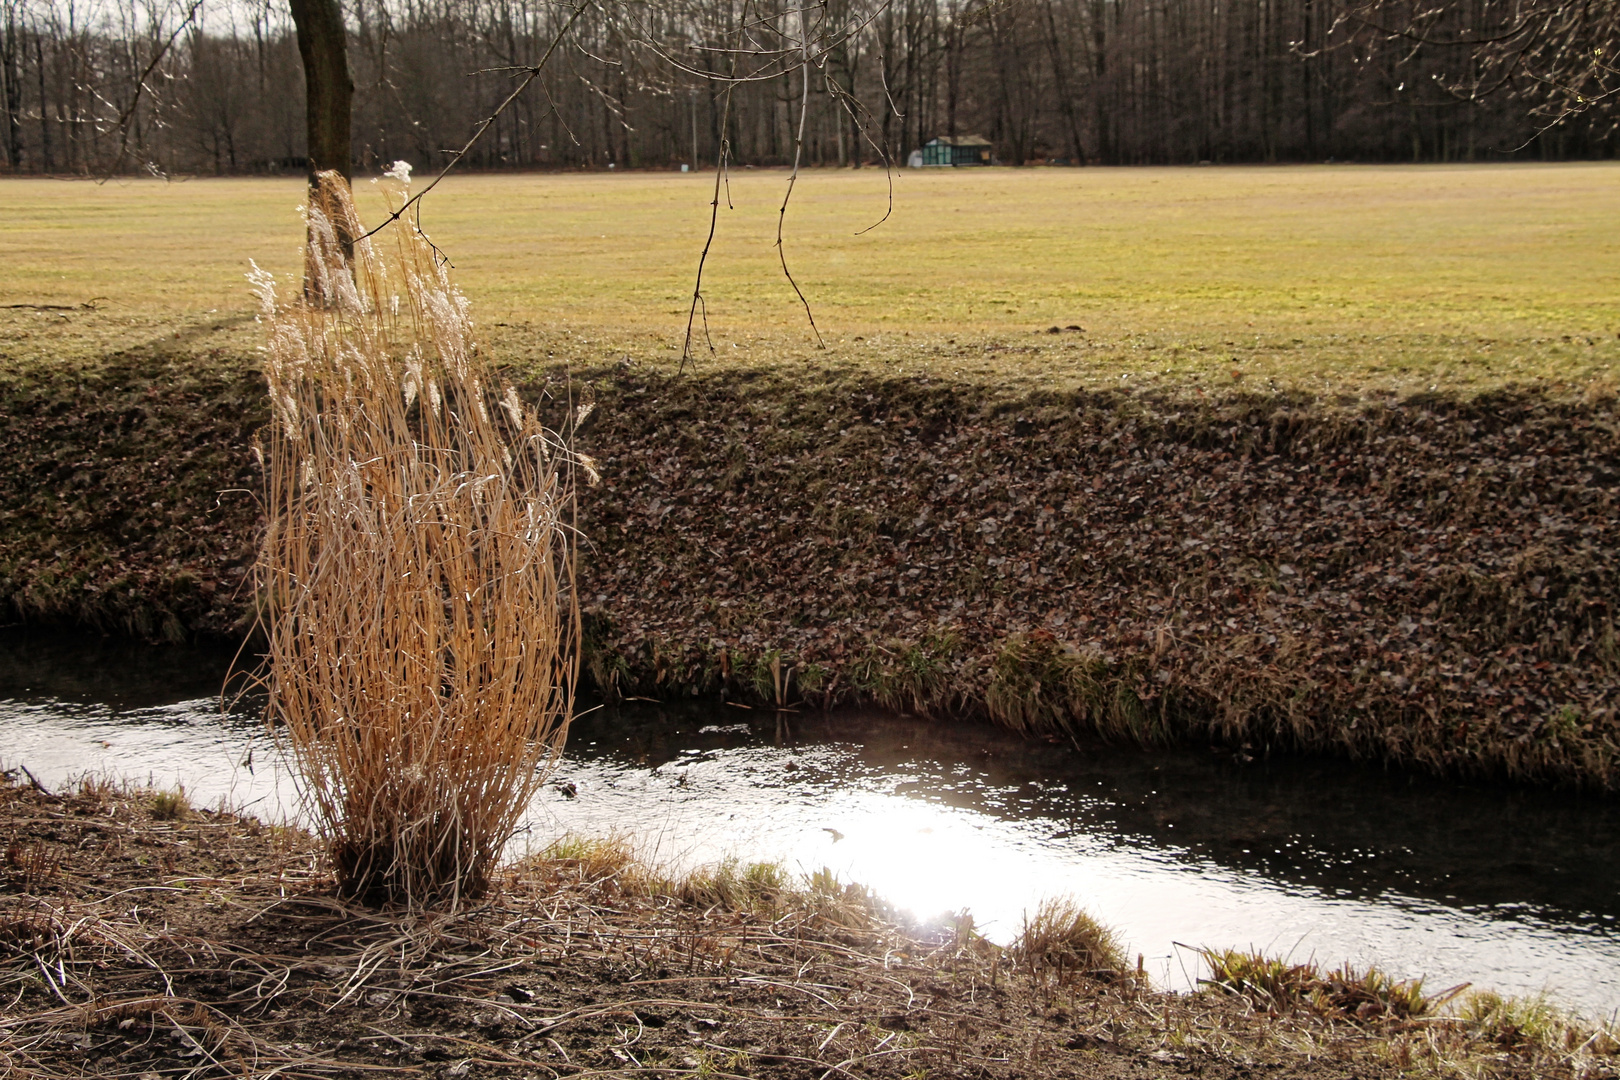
[681,0,754,372]
[824,75,896,234]
[97,0,205,182]
[776,10,823,349]
[355,0,588,246]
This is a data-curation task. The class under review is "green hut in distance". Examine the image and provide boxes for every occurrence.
[917,134,993,166]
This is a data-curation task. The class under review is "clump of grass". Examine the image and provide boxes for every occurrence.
[750,651,793,708]
[580,612,632,701]
[523,841,902,932]
[1457,990,1568,1049]
[1310,961,1449,1021]
[1199,947,1447,1022]
[795,662,830,698]
[986,632,1157,744]
[149,786,190,821]
[533,834,640,887]
[1010,896,1127,981]
[73,774,123,808]
[1198,947,1320,1011]
[1381,988,1620,1069]
[802,866,906,929]
[255,172,585,907]
[852,628,962,716]
[676,857,791,912]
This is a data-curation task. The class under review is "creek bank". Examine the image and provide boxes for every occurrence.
[1,776,1610,1080]
[0,348,264,639]
[3,351,1619,787]
[571,365,1620,790]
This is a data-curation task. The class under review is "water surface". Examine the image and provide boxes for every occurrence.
[3,630,1618,1017]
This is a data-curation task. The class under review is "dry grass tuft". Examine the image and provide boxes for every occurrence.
[1310,961,1444,1021]
[1197,946,1462,1023]
[530,833,642,888]
[986,633,1159,745]
[1011,895,1128,981]
[673,856,792,912]
[148,786,190,822]
[1457,990,1568,1049]
[1197,947,1321,1011]
[255,171,583,908]
[1,844,62,893]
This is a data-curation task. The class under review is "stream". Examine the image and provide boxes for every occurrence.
[3,630,1619,1018]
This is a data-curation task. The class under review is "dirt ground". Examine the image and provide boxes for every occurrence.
[1,774,1608,1080]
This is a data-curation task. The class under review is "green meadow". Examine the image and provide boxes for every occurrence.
[2,163,1617,393]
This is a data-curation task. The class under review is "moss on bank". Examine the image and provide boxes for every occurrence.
[3,337,1619,788]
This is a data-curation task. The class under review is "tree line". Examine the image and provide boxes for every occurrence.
[0,0,1612,177]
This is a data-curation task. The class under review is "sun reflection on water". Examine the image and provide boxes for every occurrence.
[6,692,1620,1018]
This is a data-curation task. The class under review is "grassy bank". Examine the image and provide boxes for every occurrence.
[5,343,1618,788]
[3,167,1620,788]
[568,360,1620,790]
[2,775,1614,1079]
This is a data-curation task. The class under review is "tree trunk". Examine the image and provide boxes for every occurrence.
[1,8,23,169]
[1043,0,1088,163]
[289,0,351,180]
[289,0,352,287]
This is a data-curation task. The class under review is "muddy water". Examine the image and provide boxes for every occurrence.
[4,631,1619,1017]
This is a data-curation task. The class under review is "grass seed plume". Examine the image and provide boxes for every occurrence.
[254,171,584,907]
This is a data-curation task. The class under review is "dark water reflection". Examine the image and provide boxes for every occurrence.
[0,628,249,709]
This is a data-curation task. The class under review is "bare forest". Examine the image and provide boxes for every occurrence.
[0,0,1613,177]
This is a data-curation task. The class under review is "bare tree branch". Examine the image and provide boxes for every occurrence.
[355,0,590,247]
[681,0,752,371]
[775,7,823,348]
[97,0,203,181]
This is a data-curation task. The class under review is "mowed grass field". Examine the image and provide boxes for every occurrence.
[2,163,1617,394]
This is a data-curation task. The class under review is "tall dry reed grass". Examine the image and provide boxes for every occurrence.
[253,171,588,907]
